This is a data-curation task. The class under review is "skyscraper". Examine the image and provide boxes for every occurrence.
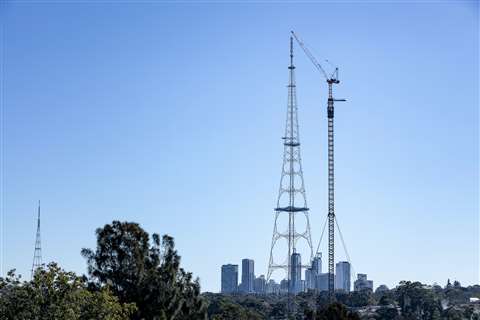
[290,251,302,294]
[305,253,322,290]
[221,264,238,293]
[316,273,330,291]
[312,253,322,275]
[241,259,254,293]
[254,275,266,294]
[354,273,373,291]
[335,261,351,292]
[305,267,314,290]
[266,279,280,294]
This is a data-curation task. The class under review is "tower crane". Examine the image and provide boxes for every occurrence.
[291,31,345,295]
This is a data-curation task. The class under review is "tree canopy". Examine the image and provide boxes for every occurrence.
[81,220,207,320]
[0,263,135,320]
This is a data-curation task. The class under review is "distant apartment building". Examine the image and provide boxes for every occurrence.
[335,261,351,292]
[266,279,280,294]
[290,251,302,294]
[354,274,373,291]
[240,259,255,293]
[254,275,266,294]
[280,279,289,294]
[221,264,238,293]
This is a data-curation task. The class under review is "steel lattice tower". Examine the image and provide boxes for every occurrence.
[327,80,337,293]
[267,37,314,284]
[31,200,42,279]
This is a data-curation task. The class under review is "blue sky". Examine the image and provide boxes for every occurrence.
[1,1,478,292]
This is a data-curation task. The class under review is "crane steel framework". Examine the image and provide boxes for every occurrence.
[31,200,42,279]
[267,37,314,287]
[292,31,345,294]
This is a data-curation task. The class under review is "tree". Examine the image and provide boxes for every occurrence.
[205,295,263,320]
[0,263,135,320]
[379,295,394,306]
[376,305,399,320]
[315,302,360,320]
[348,290,374,307]
[395,281,442,320]
[82,220,207,320]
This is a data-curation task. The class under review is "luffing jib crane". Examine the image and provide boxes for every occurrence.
[291,30,345,295]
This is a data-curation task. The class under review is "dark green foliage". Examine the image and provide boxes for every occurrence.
[82,221,207,320]
[0,263,135,320]
[205,294,264,320]
[375,305,400,320]
[444,285,469,305]
[203,293,362,320]
[351,290,375,307]
[395,281,443,320]
[269,299,289,320]
[314,302,360,320]
[379,295,395,306]
[205,280,480,319]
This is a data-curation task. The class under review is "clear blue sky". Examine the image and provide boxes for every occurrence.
[1,1,478,292]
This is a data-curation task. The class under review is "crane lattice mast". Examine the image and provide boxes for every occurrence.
[291,31,345,294]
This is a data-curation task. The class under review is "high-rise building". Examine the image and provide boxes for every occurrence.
[290,251,302,294]
[300,280,306,292]
[306,253,322,290]
[305,268,314,290]
[354,274,373,292]
[316,273,330,291]
[266,279,280,294]
[240,259,254,293]
[312,253,322,275]
[221,264,238,293]
[254,275,266,294]
[280,279,289,294]
[335,261,351,292]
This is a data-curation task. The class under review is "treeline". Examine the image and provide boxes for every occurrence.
[204,280,480,320]
[1,221,479,320]
[1,221,206,320]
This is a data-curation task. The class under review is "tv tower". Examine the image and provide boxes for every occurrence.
[267,37,314,286]
[31,200,42,279]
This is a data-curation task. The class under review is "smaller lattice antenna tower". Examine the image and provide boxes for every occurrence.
[31,200,42,279]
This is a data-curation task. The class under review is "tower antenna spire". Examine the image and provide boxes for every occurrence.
[31,200,42,279]
[290,35,294,67]
[267,36,314,298]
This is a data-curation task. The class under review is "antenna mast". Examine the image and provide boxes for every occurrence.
[31,200,42,279]
[267,37,314,292]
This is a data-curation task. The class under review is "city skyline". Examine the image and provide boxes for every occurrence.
[222,256,370,294]
[2,2,478,293]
